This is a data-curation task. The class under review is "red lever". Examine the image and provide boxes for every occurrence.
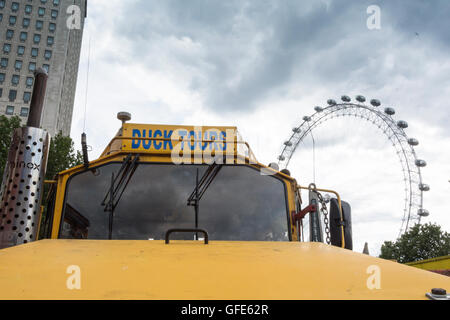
[291,204,317,223]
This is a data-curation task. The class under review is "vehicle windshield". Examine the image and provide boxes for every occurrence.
[60,162,289,241]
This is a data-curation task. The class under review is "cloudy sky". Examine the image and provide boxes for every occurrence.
[69,0,450,255]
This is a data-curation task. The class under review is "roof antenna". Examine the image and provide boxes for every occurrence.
[81,36,91,169]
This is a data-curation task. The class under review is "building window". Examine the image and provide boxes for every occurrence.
[20,32,28,42]
[2,43,11,54]
[0,73,5,83]
[6,106,14,115]
[0,13,2,22]
[11,74,20,86]
[23,17,30,28]
[31,48,39,58]
[14,60,22,71]
[47,36,54,46]
[43,64,50,73]
[28,62,36,72]
[6,30,14,40]
[11,2,19,12]
[0,58,8,68]
[0,88,2,97]
[20,107,29,117]
[49,23,56,32]
[38,7,45,17]
[9,15,17,26]
[17,46,25,56]
[44,50,52,60]
[51,9,58,19]
[36,20,44,30]
[8,90,17,102]
[0,0,5,9]
[23,92,31,103]
[53,0,60,6]
[40,0,47,4]
[26,77,33,87]
[34,34,41,44]
[25,5,32,14]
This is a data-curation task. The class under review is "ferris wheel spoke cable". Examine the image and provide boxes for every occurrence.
[277,96,429,236]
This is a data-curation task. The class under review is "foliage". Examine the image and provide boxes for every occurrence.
[39,132,83,238]
[45,131,83,180]
[0,115,22,185]
[379,223,450,263]
[0,117,83,238]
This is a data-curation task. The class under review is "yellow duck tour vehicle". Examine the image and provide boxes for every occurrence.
[0,70,449,300]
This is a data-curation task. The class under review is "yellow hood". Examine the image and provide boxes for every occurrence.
[0,239,448,299]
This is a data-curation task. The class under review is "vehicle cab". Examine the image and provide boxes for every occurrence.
[41,120,301,242]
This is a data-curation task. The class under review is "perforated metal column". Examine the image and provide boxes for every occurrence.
[0,127,50,249]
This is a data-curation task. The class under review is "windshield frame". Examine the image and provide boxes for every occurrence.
[57,160,293,241]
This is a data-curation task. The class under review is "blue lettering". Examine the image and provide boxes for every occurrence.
[220,131,226,151]
[164,130,173,150]
[154,130,162,150]
[209,131,218,150]
[132,129,141,149]
[179,130,187,150]
[188,130,196,151]
[202,132,209,151]
[142,130,152,149]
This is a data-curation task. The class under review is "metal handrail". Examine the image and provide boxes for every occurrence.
[297,185,345,248]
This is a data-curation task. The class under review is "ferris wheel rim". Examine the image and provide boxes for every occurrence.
[277,97,428,236]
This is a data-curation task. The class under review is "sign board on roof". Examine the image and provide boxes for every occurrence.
[121,124,239,162]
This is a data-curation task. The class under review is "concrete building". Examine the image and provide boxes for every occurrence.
[0,0,87,137]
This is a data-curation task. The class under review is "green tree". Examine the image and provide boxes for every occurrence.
[45,131,83,180]
[40,132,83,238]
[0,115,22,185]
[379,223,450,263]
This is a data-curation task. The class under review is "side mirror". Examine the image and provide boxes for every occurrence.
[329,198,352,250]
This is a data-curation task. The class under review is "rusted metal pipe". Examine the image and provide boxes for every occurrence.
[26,68,48,128]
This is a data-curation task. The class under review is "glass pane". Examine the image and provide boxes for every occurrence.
[62,163,289,241]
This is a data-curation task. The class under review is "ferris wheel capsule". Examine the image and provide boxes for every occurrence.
[397,120,408,129]
[407,138,419,146]
[384,107,395,115]
[356,95,366,102]
[279,95,427,236]
[415,159,427,167]
[418,209,429,217]
[370,99,381,107]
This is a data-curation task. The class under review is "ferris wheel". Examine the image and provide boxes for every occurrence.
[277,95,429,236]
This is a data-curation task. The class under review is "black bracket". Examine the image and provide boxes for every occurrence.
[165,228,209,244]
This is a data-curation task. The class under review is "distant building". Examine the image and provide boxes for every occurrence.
[0,0,87,136]
[363,242,370,255]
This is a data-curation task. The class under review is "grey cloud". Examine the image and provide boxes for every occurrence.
[103,0,449,124]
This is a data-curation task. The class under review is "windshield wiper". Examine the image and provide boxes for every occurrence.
[187,163,223,239]
[101,153,140,239]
